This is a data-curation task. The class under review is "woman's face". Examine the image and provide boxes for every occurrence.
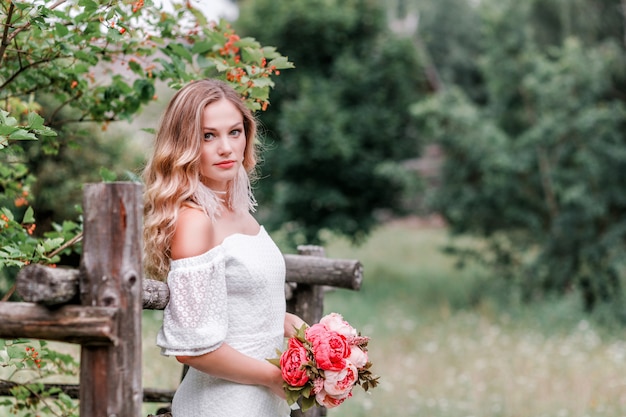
[198,98,247,192]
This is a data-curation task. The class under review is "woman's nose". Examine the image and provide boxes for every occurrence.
[217,136,233,154]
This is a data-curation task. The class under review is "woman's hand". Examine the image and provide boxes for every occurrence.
[284,312,307,338]
[266,365,286,399]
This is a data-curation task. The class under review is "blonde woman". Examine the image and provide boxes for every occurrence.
[143,79,304,417]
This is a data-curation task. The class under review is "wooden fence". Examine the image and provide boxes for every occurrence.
[0,182,363,417]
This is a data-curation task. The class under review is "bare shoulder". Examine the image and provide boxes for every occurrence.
[170,207,215,260]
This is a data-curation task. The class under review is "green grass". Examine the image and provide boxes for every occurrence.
[319,220,626,417]
[139,219,626,417]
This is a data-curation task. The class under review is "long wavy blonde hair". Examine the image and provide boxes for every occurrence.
[142,79,259,281]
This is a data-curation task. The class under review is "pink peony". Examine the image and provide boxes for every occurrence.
[310,330,351,371]
[272,312,379,412]
[305,322,328,345]
[323,362,359,397]
[348,346,368,368]
[279,338,310,387]
[315,389,351,409]
[319,313,358,338]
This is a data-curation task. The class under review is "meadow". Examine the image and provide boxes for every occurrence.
[141,218,626,417]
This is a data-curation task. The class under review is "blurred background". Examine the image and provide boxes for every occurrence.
[141,1,626,416]
[2,0,625,416]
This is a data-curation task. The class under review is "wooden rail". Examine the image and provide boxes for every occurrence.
[15,254,362,310]
[0,182,363,417]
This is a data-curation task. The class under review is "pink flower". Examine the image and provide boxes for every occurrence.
[320,312,358,338]
[315,389,351,409]
[323,362,358,397]
[271,312,379,412]
[348,346,368,368]
[305,323,328,345]
[310,330,351,371]
[279,338,310,387]
[311,377,325,395]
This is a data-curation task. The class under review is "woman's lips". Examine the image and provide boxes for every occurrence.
[215,160,236,169]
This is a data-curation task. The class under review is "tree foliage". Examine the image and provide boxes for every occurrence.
[236,0,431,246]
[0,0,292,270]
[411,0,626,312]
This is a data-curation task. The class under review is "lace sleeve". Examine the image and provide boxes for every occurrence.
[156,247,228,356]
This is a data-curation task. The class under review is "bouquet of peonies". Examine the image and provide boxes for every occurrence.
[269,312,379,411]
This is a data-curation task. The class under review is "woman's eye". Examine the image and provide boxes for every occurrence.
[230,129,242,137]
[203,132,215,140]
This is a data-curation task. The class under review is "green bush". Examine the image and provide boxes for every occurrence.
[411,0,626,312]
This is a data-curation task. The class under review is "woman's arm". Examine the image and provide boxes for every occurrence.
[284,312,306,338]
[170,210,285,396]
[180,311,305,396]
[176,344,285,398]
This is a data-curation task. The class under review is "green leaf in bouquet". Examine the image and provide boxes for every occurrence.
[284,386,303,405]
[300,394,318,412]
[357,363,380,392]
[294,323,309,342]
[266,349,281,368]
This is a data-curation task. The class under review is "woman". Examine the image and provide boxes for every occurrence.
[143,79,304,417]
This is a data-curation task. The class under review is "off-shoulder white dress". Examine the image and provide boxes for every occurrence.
[157,227,291,417]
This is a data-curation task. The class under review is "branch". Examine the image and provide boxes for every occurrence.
[50,115,117,126]
[6,0,67,45]
[1,80,55,98]
[0,284,16,302]
[48,93,84,127]
[3,380,66,417]
[0,56,65,91]
[46,232,83,260]
[0,1,15,67]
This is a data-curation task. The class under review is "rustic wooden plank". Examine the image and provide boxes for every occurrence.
[0,301,117,345]
[79,182,143,417]
[283,254,362,290]
[17,255,362,309]
[143,278,170,310]
[16,264,79,305]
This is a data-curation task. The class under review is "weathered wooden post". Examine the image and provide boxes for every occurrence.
[79,182,143,417]
[288,245,326,328]
[287,245,362,417]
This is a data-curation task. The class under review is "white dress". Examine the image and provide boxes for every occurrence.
[157,226,291,417]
